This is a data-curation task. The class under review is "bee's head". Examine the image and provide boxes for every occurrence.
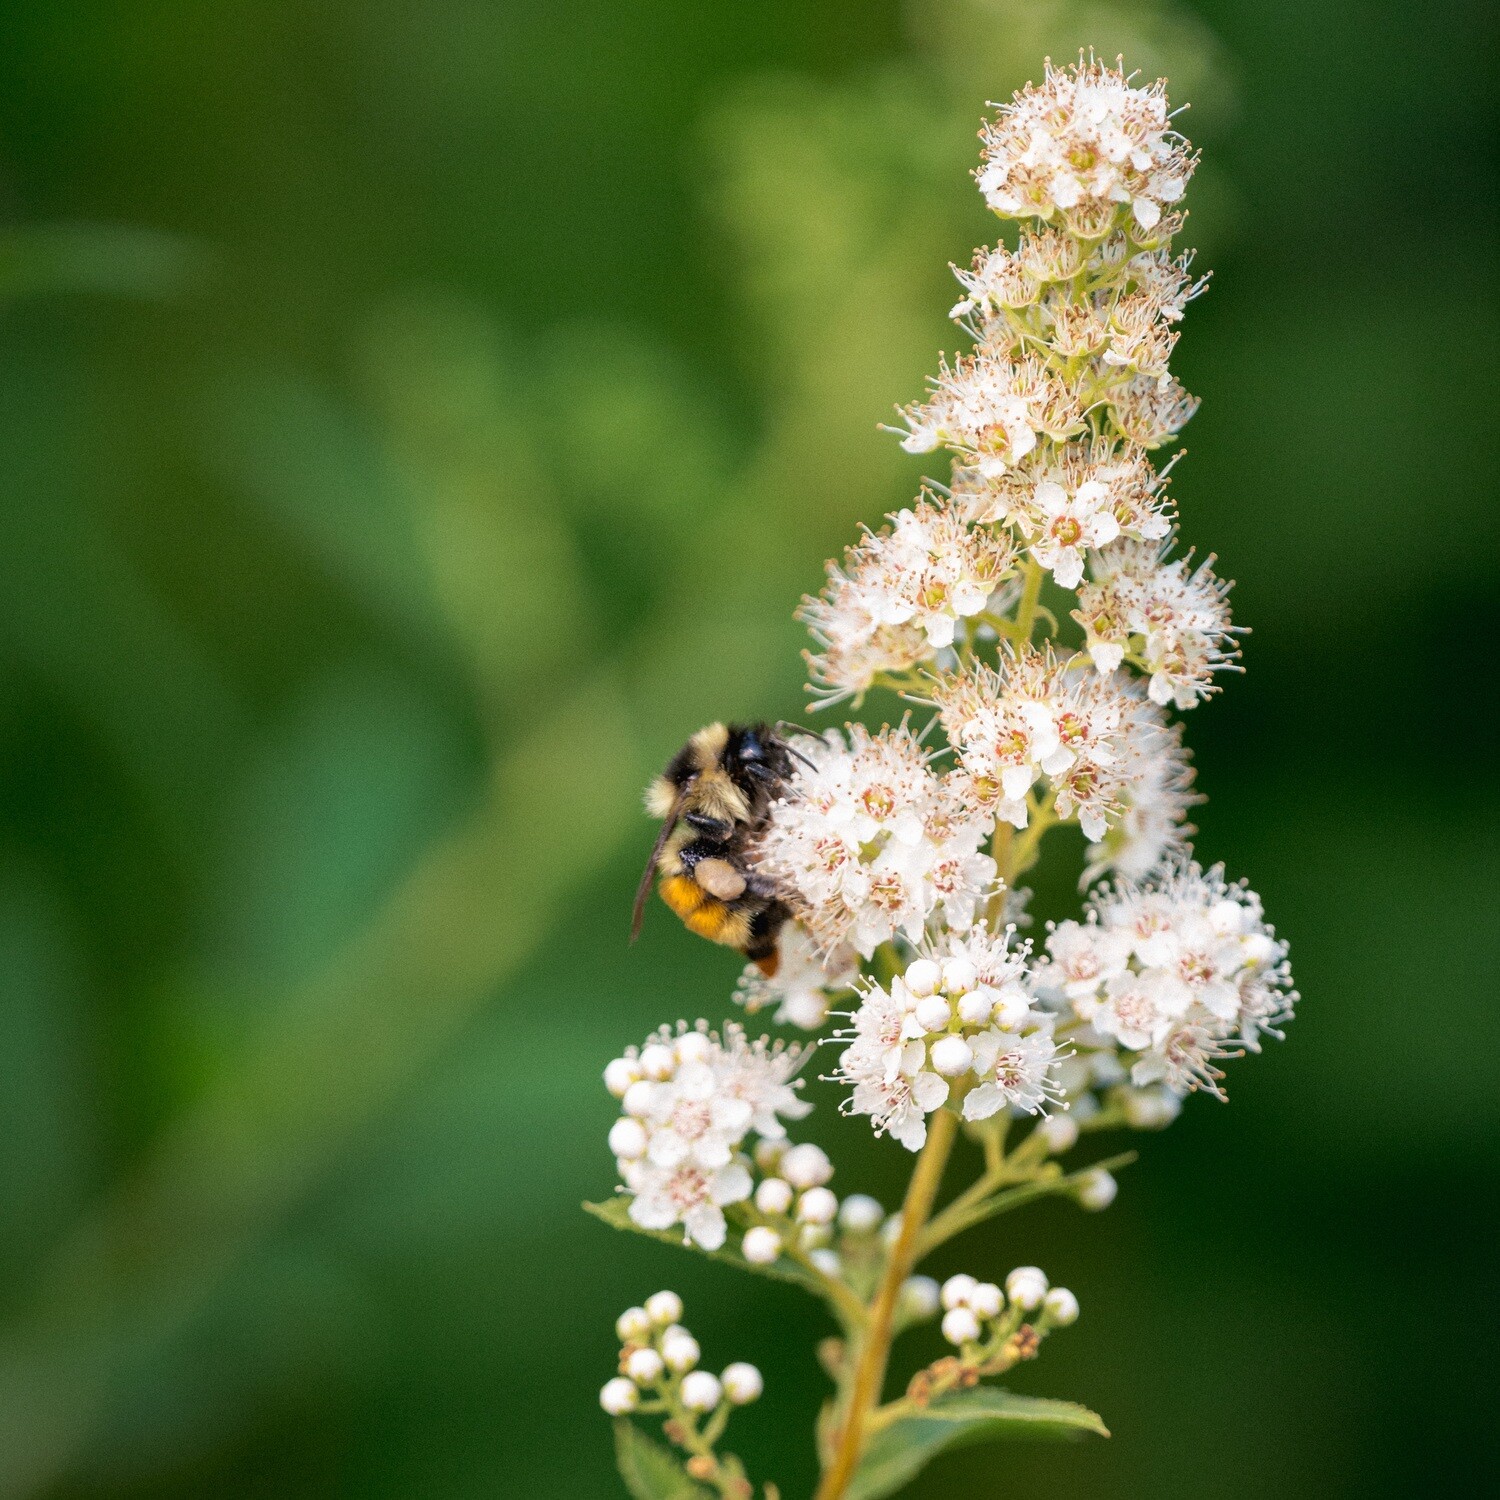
[731,723,792,787]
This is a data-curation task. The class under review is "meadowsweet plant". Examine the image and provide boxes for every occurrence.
[589,57,1296,1500]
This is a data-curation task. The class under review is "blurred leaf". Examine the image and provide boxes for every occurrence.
[0,225,209,303]
[613,1422,713,1500]
[583,1199,822,1297]
[204,370,441,649]
[848,1387,1109,1500]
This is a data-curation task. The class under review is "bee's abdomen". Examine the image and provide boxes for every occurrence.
[659,875,753,950]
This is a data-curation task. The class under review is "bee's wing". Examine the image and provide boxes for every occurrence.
[630,786,689,943]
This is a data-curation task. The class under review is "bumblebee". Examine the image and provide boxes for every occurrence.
[630,722,800,975]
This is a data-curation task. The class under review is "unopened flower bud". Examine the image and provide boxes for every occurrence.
[957,990,994,1025]
[838,1194,884,1234]
[1077,1168,1118,1210]
[992,984,1032,1029]
[615,1306,651,1343]
[880,1212,905,1247]
[899,1275,941,1321]
[1044,1287,1079,1325]
[645,1290,684,1326]
[638,1043,675,1081]
[904,958,942,996]
[622,1080,655,1118]
[809,1247,842,1277]
[1006,1266,1049,1309]
[661,1331,700,1373]
[970,1281,1004,1318]
[941,1306,982,1345]
[603,1058,640,1098]
[1037,1114,1079,1153]
[625,1347,664,1384]
[930,1035,974,1077]
[755,1177,794,1215]
[940,1273,977,1310]
[914,995,952,1033]
[742,1226,783,1264]
[679,1370,722,1411]
[942,955,977,993]
[721,1362,763,1405]
[1123,1089,1181,1130]
[674,1031,713,1065]
[600,1377,639,1414]
[754,1139,784,1173]
[608,1117,648,1160]
[780,1143,833,1189]
[798,1187,839,1225]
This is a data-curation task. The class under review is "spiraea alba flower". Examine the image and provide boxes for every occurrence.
[605,1022,810,1249]
[750,724,996,957]
[1074,537,1241,706]
[1037,860,1296,1099]
[594,58,1295,1500]
[932,645,1139,842]
[975,57,1197,232]
[832,921,1063,1150]
[801,498,1018,704]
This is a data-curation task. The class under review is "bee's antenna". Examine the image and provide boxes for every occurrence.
[774,720,823,771]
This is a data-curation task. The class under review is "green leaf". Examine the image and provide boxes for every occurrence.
[583,1197,823,1295]
[613,1421,713,1500]
[848,1387,1109,1500]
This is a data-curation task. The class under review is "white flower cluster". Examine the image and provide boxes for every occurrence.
[601,1291,763,1417]
[1080,695,1198,886]
[1075,538,1240,708]
[932,645,1141,842]
[605,1023,810,1249]
[937,1267,1078,1349]
[833,922,1062,1151]
[958,441,1172,590]
[801,497,1018,705]
[895,351,1082,476]
[975,56,1197,234]
[732,923,858,1031]
[750,725,996,959]
[1037,860,1296,1100]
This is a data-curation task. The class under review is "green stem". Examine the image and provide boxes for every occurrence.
[813,1108,959,1500]
[1013,558,1045,644]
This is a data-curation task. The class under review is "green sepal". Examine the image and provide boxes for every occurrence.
[847,1386,1109,1500]
[583,1197,823,1295]
[613,1421,713,1500]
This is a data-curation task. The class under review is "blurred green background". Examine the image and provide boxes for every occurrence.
[0,0,1494,1495]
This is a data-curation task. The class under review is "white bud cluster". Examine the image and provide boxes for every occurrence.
[1037,859,1296,1101]
[605,1022,811,1250]
[936,1266,1080,1347]
[832,922,1064,1152]
[603,1294,763,1420]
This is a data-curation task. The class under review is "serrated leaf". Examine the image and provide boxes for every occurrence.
[583,1197,822,1294]
[847,1387,1108,1500]
[613,1421,713,1500]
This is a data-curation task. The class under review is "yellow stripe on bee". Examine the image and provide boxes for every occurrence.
[659,874,708,919]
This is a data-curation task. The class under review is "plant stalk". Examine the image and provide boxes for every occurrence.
[813,1107,959,1500]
